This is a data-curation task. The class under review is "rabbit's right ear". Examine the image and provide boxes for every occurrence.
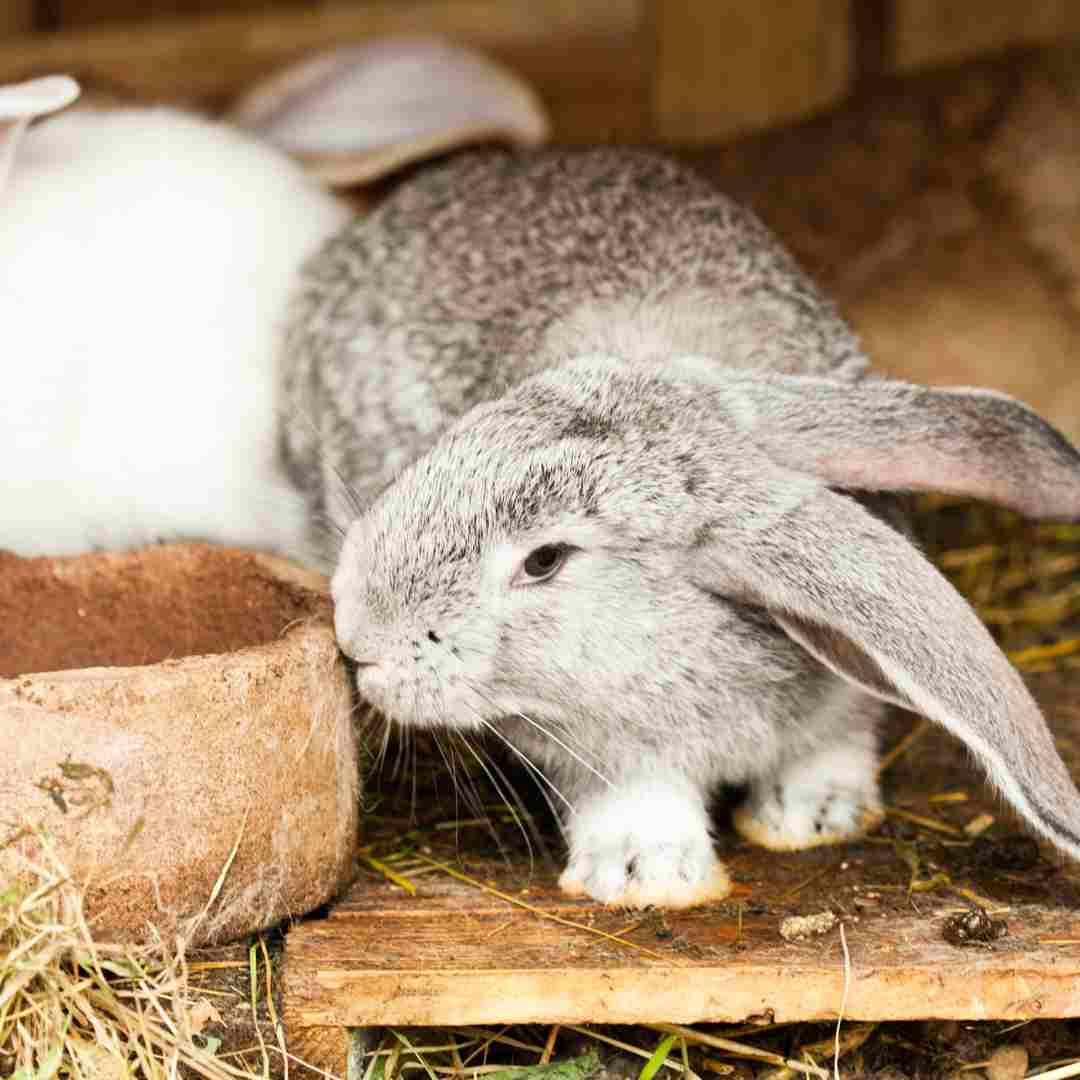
[0,76,80,194]
[689,471,1080,862]
[723,374,1080,521]
[229,36,548,187]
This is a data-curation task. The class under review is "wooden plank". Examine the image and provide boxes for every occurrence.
[891,0,1080,73]
[52,0,307,30]
[0,0,35,36]
[653,0,852,143]
[0,1,649,140]
[284,675,1080,1033]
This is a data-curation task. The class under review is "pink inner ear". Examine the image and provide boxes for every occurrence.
[229,36,549,187]
[737,374,1080,522]
[817,446,1025,507]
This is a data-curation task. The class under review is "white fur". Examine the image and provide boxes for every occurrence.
[558,772,730,908]
[0,106,350,560]
[734,739,883,850]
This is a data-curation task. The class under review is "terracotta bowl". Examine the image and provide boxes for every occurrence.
[0,543,359,947]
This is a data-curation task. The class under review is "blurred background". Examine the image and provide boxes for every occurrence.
[2,1,1079,141]
[4,0,1080,442]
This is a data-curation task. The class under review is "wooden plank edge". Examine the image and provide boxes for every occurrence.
[283,961,1080,1028]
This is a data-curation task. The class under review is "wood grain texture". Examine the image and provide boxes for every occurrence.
[288,1025,358,1079]
[653,0,853,142]
[284,675,1080,1032]
[0,0,649,139]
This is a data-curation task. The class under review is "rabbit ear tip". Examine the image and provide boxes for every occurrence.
[0,74,81,119]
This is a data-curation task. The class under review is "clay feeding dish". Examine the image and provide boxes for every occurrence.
[0,543,359,947]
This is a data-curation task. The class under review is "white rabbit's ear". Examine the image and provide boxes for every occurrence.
[727,375,1080,520]
[229,36,548,187]
[690,478,1080,860]
[0,75,80,194]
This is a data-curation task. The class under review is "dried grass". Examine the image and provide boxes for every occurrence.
[0,827,253,1080]
[914,497,1080,674]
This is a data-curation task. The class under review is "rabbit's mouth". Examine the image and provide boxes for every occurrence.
[352,660,501,733]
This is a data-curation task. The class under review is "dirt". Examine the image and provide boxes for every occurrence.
[0,543,329,677]
[941,905,1010,947]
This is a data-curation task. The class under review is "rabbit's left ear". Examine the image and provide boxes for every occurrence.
[689,476,1080,861]
[229,36,548,187]
[0,76,79,194]
[724,374,1080,521]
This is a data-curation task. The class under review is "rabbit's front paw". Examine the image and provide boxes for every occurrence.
[558,777,731,908]
[734,742,884,851]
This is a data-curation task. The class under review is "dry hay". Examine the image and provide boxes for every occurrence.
[913,496,1080,674]
[0,827,279,1080]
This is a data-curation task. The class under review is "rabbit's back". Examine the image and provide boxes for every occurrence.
[282,149,865,543]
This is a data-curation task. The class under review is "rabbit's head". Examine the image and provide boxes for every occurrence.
[333,357,829,779]
[333,354,1080,859]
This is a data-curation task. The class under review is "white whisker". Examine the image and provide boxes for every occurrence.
[474,715,574,816]
[509,709,614,790]
[457,673,613,792]
[452,727,538,864]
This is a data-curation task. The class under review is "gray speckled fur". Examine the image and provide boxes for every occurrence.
[282,149,864,536]
[281,148,1080,902]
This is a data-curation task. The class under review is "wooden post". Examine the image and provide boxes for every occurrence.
[0,1,648,140]
[653,0,853,143]
[1,0,35,36]
[890,0,1080,72]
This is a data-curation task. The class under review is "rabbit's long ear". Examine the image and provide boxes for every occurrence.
[727,374,1080,520]
[229,36,548,187]
[691,479,1080,859]
[0,76,80,194]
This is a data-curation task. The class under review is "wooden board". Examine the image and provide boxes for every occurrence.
[0,0,34,35]
[0,0,650,141]
[284,673,1080,1061]
[890,0,1080,73]
[653,0,852,142]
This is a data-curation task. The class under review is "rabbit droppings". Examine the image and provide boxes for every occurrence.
[282,149,1080,908]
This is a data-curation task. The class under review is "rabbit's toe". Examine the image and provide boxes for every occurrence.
[559,775,730,907]
[734,742,884,851]
[559,840,731,908]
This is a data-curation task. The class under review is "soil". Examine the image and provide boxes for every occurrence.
[0,543,330,677]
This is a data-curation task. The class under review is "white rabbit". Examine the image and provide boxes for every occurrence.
[0,79,347,560]
[282,148,1080,907]
[0,39,546,562]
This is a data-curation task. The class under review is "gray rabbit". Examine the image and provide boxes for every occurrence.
[282,149,1080,907]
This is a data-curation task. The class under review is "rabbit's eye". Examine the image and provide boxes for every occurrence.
[521,544,568,583]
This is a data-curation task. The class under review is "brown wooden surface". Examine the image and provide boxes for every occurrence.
[50,0,305,29]
[284,673,1080,1045]
[890,0,1080,72]
[0,1,649,140]
[1,0,35,35]
[653,0,852,142]
[11,0,1080,142]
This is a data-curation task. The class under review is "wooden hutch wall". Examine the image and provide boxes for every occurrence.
[2,1,1080,143]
